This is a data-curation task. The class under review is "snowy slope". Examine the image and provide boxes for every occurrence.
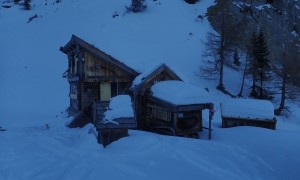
[0,0,214,125]
[1,0,300,180]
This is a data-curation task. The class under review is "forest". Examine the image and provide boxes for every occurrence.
[204,0,300,116]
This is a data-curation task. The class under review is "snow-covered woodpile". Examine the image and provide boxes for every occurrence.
[221,99,277,130]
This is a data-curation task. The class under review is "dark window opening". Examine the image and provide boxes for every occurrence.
[111,82,130,97]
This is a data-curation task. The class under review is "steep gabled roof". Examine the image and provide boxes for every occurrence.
[131,63,182,93]
[60,34,139,77]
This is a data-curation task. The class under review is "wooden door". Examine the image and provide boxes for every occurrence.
[100,82,111,101]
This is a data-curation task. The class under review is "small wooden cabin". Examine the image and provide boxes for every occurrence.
[146,81,214,138]
[130,64,183,129]
[220,99,277,130]
[131,66,214,139]
[60,35,139,114]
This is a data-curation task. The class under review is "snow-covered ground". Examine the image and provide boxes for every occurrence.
[1,0,300,179]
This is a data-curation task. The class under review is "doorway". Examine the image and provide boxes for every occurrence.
[100,82,111,101]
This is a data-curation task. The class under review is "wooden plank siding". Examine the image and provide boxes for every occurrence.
[61,35,139,115]
[221,116,277,130]
[144,94,208,138]
[84,51,134,83]
[97,118,137,129]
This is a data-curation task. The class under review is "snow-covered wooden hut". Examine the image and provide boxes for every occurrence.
[146,81,214,138]
[220,99,277,130]
[130,64,183,129]
[131,64,214,139]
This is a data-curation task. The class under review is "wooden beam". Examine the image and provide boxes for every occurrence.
[85,75,131,81]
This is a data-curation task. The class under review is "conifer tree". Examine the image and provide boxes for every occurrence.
[24,0,31,10]
[253,31,271,99]
[184,0,199,4]
[250,32,259,97]
[127,0,147,13]
[14,0,21,4]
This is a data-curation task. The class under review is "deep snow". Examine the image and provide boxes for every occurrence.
[1,0,300,180]
[103,95,134,123]
[151,80,211,105]
[221,99,275,120]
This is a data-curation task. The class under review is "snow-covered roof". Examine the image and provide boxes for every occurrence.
[131,63,163,88]
[221,99,275,121]
[103,95,134,124]
[131,63,182,91]
[151,80,211,105]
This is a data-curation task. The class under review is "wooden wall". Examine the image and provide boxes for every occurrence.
[222,117,276,130]
[84,51,132,83]
[70,83,80,111]
[82,82,99,109]
[143,96,203,137]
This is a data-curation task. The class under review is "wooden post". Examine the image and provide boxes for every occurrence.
[116,79,119,96]
[208,116,212,140]
[208,103,214,140]
[173,112,177,134]
[93,101,96,125]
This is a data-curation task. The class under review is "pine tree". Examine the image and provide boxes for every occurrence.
[127,0,147,13]
[14,0,21,4]
[265,0,273,4]
[184,0,199,4]
[254,31,271,99]
[250,32,259,97]
[24,0,31,10]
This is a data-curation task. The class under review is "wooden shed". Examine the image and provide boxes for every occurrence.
[145,80,214,138]
[131,64,214,139]
[220,99,277,130]
[60,35,139,122]
[130,64,183,129]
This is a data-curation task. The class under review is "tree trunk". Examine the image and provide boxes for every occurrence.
[217,50,225,91]
[251,71,257,97]
[275,70,287,115]
[217,13,225,91]
[260,73,263,99]
[237,58,248,97]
